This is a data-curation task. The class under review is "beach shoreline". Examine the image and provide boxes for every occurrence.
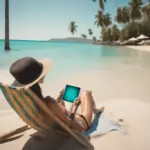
[1,45,150,149]
[126,45,150,52]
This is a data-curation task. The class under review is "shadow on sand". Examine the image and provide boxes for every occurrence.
[22,130,94,150]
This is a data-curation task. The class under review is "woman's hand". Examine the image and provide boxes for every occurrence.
[70,97,81,115]
[56,89,64,104]
[74,97,81,106]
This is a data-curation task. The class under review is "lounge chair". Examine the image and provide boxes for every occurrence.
[0,83,121,145]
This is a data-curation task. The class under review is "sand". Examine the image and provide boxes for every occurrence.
[1,99,150,150]
[126,45,150,52]
[1,65,150,150]
[1,47,150,150]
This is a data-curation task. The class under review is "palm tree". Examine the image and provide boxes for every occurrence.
[92,36,97,42]
[5,0,10,51]
[111,24,120,41]
[103,13,112,27]
[101,27,112,41]
[92,0,107,10]
[68,21,77,34]
[81,34,87,39]
[95,10,104,27]
[88,29,93,36]
[142,3,150,20]
[122,7,130,23]
[100,27,106,41]
[95,11,112,28]
[129,0,143,22]
[115,7,130,24]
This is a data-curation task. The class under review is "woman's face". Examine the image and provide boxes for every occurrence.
[39,76,45,84]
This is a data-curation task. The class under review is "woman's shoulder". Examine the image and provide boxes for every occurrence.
[44,96,57,104]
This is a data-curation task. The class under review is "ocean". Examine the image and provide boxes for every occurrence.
[1,40,150,110]
[0,40,137,77]
[1,39,150,82]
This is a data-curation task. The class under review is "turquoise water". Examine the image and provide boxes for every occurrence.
[0,40,148,81]
[1,40,150,110]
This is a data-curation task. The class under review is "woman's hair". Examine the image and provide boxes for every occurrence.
[30,83,44,100]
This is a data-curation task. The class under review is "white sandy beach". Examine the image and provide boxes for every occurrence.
[1,61,150,150]
[0,45,150,150]
[126,45,150,52]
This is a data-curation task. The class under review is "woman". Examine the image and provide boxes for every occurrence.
[10,57,103,132]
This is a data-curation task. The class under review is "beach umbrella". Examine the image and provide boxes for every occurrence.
[136,34,149,40]
[128,37,137,41]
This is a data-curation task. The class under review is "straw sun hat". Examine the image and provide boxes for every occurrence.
[9,57,52,88]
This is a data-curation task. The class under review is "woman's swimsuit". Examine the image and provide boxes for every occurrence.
[76,114,90,130]
[44,96,89,131]
[60,105,89,131]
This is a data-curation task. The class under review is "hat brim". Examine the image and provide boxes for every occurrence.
[12,58,52,89]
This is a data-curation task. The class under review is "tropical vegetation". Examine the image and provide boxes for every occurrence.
[92,0,106,10]
[68,0,107,40]
[88,29,93,36]
[129,0,143,22]
[100,25,120,42]
[93,36,97,42]
[100,0,150,42]
[95,10,112,28]
[68,21,77,35]
[115,7,130,24]
[142,2,150,20]
[81,34,87,39]
[70,0,150,43]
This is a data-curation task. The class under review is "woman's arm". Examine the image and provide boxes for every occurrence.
[69,98,81,120]
[56,89,66,107]
[47,98,84,131]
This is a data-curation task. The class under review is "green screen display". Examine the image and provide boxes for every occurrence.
[62,84,81,103]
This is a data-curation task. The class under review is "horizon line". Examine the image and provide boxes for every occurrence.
[0,37,94,42]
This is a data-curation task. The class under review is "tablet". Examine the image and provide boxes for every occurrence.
[62,84,81,103]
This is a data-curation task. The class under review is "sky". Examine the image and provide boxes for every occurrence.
[0,0,148,41]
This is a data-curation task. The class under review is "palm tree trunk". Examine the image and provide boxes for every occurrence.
[5,0,10,51]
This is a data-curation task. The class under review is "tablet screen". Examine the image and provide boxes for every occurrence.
[62,84,81,103]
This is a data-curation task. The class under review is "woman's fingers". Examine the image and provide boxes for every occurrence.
[57,89,64,102]
[74,98,81,105]
[60,88,64,94]
[59,89,64,98]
